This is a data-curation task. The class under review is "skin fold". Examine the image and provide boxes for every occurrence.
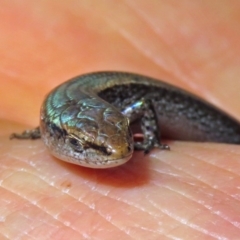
[1,1,240,239]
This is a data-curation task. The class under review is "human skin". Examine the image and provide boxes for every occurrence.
[1,1,240,239]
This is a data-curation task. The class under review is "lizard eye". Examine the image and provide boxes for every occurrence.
[67,135,84,152]
[69,137,80,147]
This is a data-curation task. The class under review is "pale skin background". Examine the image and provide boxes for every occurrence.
[1,1,240,239]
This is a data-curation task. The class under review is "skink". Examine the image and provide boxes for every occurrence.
[11,72,240,168]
